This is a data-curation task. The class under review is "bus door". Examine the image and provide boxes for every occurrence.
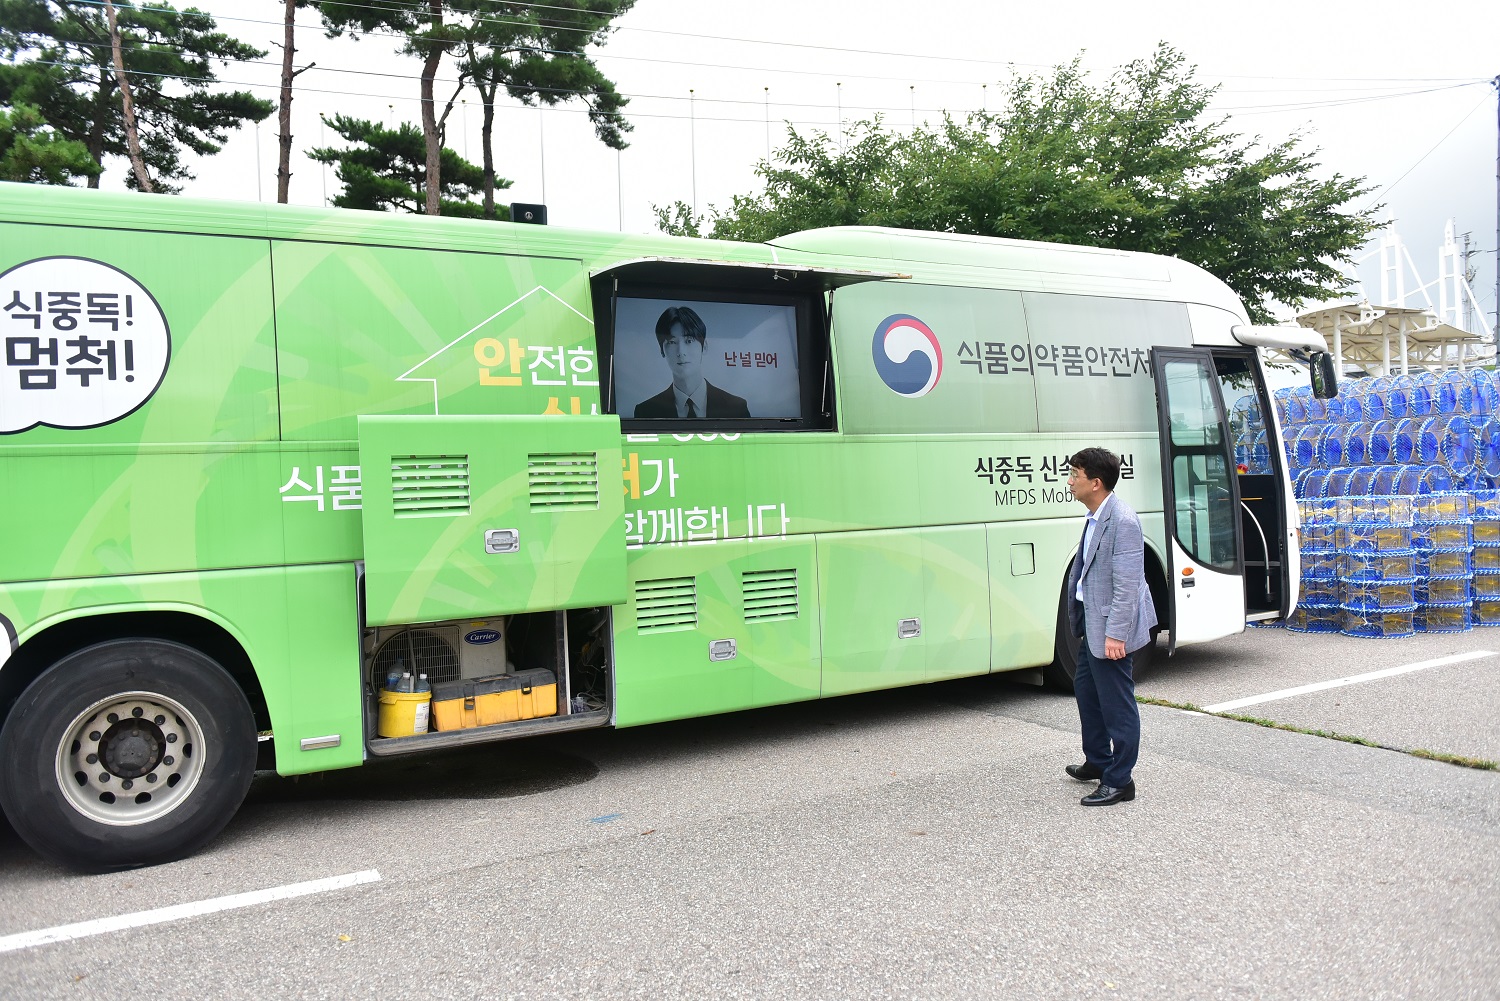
[356,414,628,627]
[1208,348,1294,623]
[1150,348,1245,651]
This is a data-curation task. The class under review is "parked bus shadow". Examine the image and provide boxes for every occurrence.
[0,809,26,866]
[548,672,1056,772]
[243,672,1052,809]
[244,742,600,805]
[0,675,1051,873]
[1132,633,1261,687]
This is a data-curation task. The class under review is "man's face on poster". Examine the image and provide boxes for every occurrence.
[662,322,705,393]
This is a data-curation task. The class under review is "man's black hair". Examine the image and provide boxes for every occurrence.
[1067,447,1121,492]
[655,306,707,354]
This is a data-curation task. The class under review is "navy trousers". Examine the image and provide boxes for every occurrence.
[1074,636,1140,788]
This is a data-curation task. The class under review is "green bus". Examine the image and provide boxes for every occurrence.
[0,183,1332,871]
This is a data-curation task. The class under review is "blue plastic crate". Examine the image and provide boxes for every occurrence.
[1415,575,1472,604]
[1335,523,1413,552]
[1415,602,1472,633]
[1473,570,1500,598]
[1339,603,1416,638]
[1339,550,1417,581]
[1342,579,1418,608]
[1413,522,1473,550]
[1298,576,1343,605]
[1416,548,1473,577]
[1300,549,1340,578]
[1471,544,1500,572]
[1287,605,1343,633]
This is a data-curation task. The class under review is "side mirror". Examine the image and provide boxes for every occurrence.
[1310,351,1338,399]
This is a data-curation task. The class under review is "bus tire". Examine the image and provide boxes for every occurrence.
[0,639,257,873]
[1044,576,1159,693]
[1044,576,1081,692]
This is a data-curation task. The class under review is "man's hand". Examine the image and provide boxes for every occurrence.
[1104,636,1126,660]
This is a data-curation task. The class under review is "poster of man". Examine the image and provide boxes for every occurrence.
[614,297,802,421]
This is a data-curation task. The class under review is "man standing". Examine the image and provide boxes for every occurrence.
[1063,447,1157,806]
[633,306,752,419]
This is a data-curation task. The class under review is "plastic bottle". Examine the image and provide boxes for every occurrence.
[415,673,430,693]
[385,656,404,693]
[398,671,414,693]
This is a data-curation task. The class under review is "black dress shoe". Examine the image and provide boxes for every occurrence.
[1080,781,1136,806]
[1065,763,1102,782]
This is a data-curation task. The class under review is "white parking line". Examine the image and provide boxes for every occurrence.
[0,869,380,955]
[1203,650,1498,714]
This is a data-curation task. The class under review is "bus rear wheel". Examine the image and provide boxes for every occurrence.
[0,639,257,873]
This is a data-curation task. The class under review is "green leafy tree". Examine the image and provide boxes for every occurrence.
[309,113,508,218]
[457,0,633,218]
[0,0,273,192]
[0,101,99,183]
[660,46,1377,322]
[316,1,633,217]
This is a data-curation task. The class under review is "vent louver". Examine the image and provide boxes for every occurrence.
[529,452,600,510]
[636,577,697,633]
[742,569,799,621]
[391,456,470,518]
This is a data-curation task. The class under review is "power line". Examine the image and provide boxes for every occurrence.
[44,29,1482,98]
[1219,80,1487,116]
[18,55,1483,130]
[1361,91,1493,207]
[57,0,1488,86]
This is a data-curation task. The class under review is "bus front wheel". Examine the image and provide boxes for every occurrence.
[0,639,257,873]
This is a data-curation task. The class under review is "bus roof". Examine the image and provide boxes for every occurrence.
[0,183,1248,317]
[771,226,1247,317]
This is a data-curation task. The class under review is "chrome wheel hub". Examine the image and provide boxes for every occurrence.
[55,692,206,826]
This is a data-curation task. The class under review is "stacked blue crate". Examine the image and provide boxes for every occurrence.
[1465,490,1500,626]
[1335,497,1416,638]
[1280,370,1496,501]
[1288,498,1342,632]
[1413,492,1475,632]
[1229,369,1500,634]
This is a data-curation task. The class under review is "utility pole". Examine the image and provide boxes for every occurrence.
[1462,231,1475,333]
[1493,74,1499,337]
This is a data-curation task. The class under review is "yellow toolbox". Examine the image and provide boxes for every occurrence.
[430,669,558,730]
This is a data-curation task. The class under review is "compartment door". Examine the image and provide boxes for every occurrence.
[358,414,626,626]
[1150,348,1246,651]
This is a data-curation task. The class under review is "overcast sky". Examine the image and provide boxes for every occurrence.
[106,0,1500,328]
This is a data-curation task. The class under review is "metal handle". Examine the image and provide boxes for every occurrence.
[484,529,520,554]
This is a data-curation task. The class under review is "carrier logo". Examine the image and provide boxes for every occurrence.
[464,629,501,646]
[0,256,171,434]
[872,314,942,398]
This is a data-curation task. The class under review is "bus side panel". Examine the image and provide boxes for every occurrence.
[919,524,992,683]
[613,536,821,727]
[0,562,362,775]
[0,223,285,584]
[985,519,1077,672]
[818,526,989,696]
[0,222,279,451]
[270,240,596,441]
[817,530,926,696]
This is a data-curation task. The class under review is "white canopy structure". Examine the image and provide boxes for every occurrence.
[1282,301,1492,376]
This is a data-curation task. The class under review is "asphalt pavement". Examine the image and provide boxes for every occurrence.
[0,625,1496,1000]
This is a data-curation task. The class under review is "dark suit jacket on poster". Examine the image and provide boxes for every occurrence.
[632,381,752,419]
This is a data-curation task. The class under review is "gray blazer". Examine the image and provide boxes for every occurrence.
[1066,493,1158,655]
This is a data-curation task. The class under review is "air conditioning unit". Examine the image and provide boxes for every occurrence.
[368,619,511,689]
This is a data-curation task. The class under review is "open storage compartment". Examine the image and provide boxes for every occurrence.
[363,606,613,756]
